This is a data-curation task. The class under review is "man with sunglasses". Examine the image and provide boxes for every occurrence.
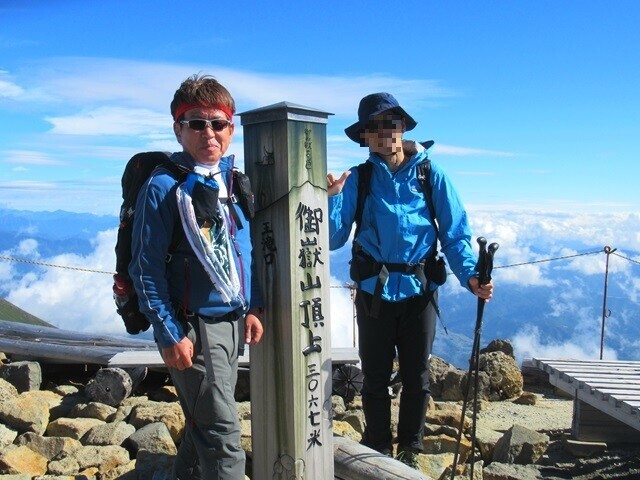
[129,74,263,480]
[327,92,493,469]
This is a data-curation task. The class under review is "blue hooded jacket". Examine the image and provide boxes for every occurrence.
[129,152,261,348]
[328,142,477,302]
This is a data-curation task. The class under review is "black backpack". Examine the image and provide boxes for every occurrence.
[113,151,255,335]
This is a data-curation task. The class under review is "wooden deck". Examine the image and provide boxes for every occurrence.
[533,358,640,442]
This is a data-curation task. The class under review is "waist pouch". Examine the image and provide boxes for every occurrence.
[424,254,447,286]
[350,247,447,286]
[349,245,446,318]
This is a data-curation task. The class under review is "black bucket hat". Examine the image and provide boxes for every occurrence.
[345,92,417,144]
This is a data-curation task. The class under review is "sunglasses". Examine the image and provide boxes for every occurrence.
[365,117,403,132]
[179,118,232,132]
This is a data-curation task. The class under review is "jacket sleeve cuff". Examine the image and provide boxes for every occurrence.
[152,318,185,349]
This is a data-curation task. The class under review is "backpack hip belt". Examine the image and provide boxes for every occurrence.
[350,244,437,319]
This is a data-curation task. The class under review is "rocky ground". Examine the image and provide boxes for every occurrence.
[2,348,640,479]
[474,383,640,480]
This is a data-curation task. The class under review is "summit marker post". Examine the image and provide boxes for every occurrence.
[239,102,334,480]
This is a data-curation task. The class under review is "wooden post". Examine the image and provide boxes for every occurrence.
[239,102,334,480]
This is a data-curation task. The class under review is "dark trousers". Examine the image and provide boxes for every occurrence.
[356,290,437,454]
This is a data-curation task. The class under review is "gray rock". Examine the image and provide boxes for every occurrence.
[46,455,80,475]
[561,437,607,458]
[341,410,366,435]
[0,393,50,435]
[0,361,42,393]
[0,424,17,448]
[429,355,456,398]
[129,401,184,443]
[474,426,503,463]
[46,417,104,440]
[49,394,88,421]
[0,444,48,476]
[478,351,523,400]
[480,339,515,359]
[14,432,81,460]
[81,421,135,447]
[134,450,174,480]
[127,422,177,455]
[71,444,131,471]
[0,379,18,404]
[70,402,117,422]
[483,461,543,480]
[493,424,549,465]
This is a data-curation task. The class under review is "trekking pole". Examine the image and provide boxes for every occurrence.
[450,237,498,480]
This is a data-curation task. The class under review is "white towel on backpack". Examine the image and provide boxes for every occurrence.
[176,182,241,304]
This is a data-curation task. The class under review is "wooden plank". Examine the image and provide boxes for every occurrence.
[533,358,640,440]
[0,338,122,365]
[573,400,640,443]
[580,383,640,391]
[0,319,156,348]
[535,358,640,367]
[109,348,359,368]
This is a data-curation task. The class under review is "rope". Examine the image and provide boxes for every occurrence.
[0,255,115,275]
[493,249,602,269]
[612,251,640,266]
[0,247,638,279]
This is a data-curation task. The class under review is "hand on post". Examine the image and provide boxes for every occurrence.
[245,310,264,345]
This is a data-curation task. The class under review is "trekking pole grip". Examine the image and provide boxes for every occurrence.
[476,237,488,284]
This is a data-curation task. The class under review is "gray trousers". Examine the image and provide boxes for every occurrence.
[168,314,244,480]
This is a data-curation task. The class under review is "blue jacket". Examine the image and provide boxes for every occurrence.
[129,152,260,348]
[328,142,477,302]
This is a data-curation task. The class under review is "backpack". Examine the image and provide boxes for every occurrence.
[113,151,255,335]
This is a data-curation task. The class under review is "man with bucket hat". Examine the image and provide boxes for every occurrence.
[328,92,493,469]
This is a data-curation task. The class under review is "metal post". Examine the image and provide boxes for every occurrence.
[599,245,616,360]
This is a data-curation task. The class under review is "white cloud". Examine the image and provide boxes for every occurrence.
[4,150,66,166]
[16,57,455,121]
[329,278,358,349]
[4,229,124,336]
[469,211,640,281]
[47,106,170,136]
[512,324,618,365]
[0,78,24,99]
[0,180,57,190]
[0,209,637,365]
[434,144,517,157]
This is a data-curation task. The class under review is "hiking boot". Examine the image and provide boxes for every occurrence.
[395,448,420,470]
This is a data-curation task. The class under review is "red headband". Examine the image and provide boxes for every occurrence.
[173,103,234,121]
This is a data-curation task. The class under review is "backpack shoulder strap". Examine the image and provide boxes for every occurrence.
[354,162,372,239]
[416,160,440,253]
[155,161,190,258]
[416,160,435,225]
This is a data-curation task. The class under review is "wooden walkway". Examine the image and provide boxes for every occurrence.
[533,358,640,442]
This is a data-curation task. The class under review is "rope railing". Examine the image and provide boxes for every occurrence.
[1,245,638,356]
[2,247,637,276]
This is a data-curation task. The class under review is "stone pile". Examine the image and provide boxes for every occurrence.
[0,339,629,480]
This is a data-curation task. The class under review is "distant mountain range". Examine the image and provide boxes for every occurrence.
[0,208,117,257]
[1,208,638,369]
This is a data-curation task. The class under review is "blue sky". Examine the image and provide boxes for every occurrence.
[1,0,639,215]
